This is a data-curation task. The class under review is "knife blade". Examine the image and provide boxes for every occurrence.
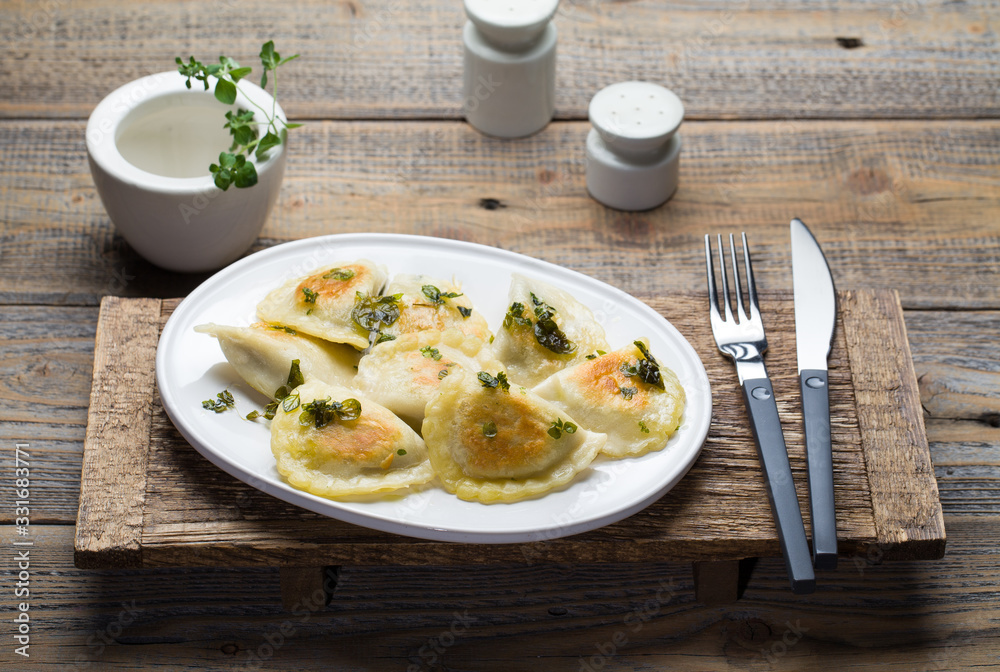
[790,218,838,570]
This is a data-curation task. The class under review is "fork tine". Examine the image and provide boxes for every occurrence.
[717,235,735,323]
[704,235,720,319]
[741,232,761,321]
[729,234,749,324]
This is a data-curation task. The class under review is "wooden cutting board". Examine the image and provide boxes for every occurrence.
[74,289,945,602]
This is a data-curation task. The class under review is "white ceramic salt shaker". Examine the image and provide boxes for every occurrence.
[462,0,560,138]
[586,81,684,211]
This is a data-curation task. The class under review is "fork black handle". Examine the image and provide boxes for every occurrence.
[801,369,838,570]
[741,377,816,595]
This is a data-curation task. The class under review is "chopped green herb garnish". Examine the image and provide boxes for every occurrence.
[322,267,356,281]
[351,292,402,347]
[504,295,577,354]
[620,386,638,401]
[438,368,450,379]
[268,324,297,335]
[202,389,235,413]
[375,333,396,345]
[420,345,443,361]
[301,287,318,304]
[530,293,576,355]
[482,420,498,438]
[249,360,304,421]
[620,341,665,390]
[421,284,463,306]
[548,418,578,439]
[478,371,510,392]
[298,396,362,429]
[586,350,607,360]
[638,421,651,434]
[503,301,531,330]
[397,448,407,456]
[457,305,472,319]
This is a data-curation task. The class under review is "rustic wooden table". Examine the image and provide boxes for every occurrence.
[1,0,998,669]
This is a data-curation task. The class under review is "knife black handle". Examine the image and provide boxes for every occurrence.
[741,377,816,595]
[800,369,838,570]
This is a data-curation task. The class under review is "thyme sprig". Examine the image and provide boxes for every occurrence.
[175,41,301,191]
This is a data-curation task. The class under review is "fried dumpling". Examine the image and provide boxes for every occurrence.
[354,328,504,429]
[256,259,388,349]
[380,274,492,343]
[270,380,433,497]
[533,339,685,459]
[422,367,606,503]
[195,322,359,399]
[493,274,610,387]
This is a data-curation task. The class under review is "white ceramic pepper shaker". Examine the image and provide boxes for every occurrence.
[462,0,560,138]
[586,81,684,211]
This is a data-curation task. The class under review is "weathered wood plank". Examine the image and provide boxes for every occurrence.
[0,0,997,120]
[87,291,938,568]
[842,290,945,560]
[1,119,998,309]
[74,297,161,568]
[1,518,997,670]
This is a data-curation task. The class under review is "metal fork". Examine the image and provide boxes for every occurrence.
[705,233,816,595]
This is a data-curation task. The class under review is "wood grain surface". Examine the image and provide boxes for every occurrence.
[1,120,998,308]
[1,0,998,668]
[62,290,946,569]
[1,0,997,120]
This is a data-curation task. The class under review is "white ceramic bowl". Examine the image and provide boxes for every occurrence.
[86,71,287,273]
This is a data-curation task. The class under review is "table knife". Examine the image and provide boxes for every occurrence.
[791,218,838,570]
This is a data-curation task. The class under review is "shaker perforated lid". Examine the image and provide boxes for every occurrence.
[464,0,560,47]
[588,81,684,157]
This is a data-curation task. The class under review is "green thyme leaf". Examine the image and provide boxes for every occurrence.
[397,449,407,456]
[322,267,356,281]
[298,396,362,429]
[621,341,666,390]
[438,368,450,379]
[457,306,472,319]
[421,284,463,306]
[638,421,651,434]
[548,417,578,439]
[420,345,443,361]
[268,324,297,335]
[201,389,235,413]
[286,359,305,389]
[620,386,638,401]
[352,292,402,346]
[478,371,510,392]
[502,301,531,330]
[586,350,607,360]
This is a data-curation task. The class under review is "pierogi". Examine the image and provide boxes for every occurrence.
[256,259,388,349]
[270,380,433,497]
[422,367,606,503]
[195,321,359,398]
[533,339,685,458]
[493,274,610,387]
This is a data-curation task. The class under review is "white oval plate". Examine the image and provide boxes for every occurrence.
[156,234,712,543]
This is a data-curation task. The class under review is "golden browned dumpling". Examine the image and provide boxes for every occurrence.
[194,321,359,398]
[422,368,606,503]
[380,274,492,344]
[354,328,504,430]
[533,339,685,459]
[492,274,610,387]
[256,259,388,349]
[270,380,433,497]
